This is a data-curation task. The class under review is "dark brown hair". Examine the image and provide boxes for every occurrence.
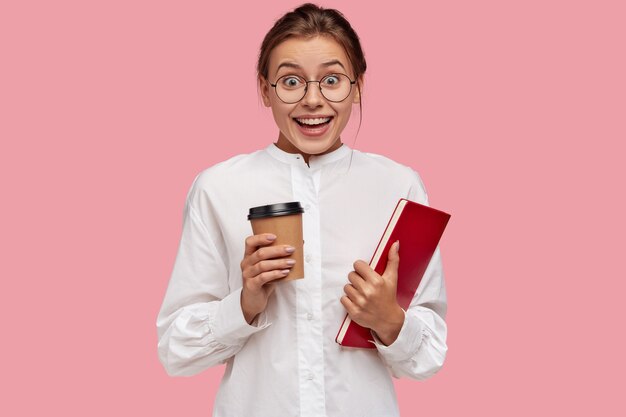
[257,3,367,137]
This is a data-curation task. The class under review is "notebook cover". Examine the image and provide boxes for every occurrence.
[335,198,451,348]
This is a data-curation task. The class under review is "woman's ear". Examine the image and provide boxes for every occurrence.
[259,76,271,107]
[353,75,364,104]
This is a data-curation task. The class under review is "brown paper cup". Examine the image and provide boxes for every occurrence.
[248,202,305,281]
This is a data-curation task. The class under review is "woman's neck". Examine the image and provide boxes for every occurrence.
[275,135,343,164]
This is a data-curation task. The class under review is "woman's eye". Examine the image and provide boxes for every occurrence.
[281,77,303,88]
[322,75,340,85]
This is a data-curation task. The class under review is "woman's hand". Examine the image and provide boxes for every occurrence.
[341,241,405,346]
[240,233,296,324]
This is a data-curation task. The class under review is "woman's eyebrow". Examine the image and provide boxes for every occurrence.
[275,60,346,75]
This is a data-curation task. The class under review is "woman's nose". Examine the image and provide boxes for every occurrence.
[301,82,324,107]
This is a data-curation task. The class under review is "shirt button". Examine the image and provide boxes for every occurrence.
[304,204,311,210]
[307,313,313,320]
[305,254,312,263]
[307,373,314,380]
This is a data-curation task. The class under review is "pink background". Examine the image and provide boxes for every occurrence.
[2,0,625,415]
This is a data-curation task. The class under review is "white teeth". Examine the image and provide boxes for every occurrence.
[296,117,331,125]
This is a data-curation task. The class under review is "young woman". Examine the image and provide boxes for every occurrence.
[157,4,447,417]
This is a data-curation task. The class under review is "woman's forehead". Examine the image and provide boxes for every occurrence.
[269,36,352,74]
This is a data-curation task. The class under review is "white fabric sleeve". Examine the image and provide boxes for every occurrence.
[156,176,270,377]
[372,169,448,380]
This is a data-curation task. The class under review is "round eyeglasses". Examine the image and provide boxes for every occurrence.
[270,73,357,104]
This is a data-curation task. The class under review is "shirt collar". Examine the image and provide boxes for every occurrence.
[265,142,351,169]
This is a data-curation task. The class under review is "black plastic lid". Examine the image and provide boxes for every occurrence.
[248,201,304,220]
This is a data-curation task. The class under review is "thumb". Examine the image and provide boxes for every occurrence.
[383,240,400,281]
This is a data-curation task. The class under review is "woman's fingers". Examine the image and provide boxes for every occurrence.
[249,268,291,290]
[244,233,276,256]
[242,235,295,265]
[240,234,295,319]
[241,234,298,293]
[344,283,365,307]
[347,270,366,293]
[252,244,295,265]
[250,258,296,278]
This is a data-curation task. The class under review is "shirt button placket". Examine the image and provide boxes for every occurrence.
[291,163,325,417]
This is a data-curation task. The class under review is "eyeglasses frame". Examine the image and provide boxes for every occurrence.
[269,72,357,104]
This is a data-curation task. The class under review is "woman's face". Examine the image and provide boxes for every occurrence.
[260,35,362,158]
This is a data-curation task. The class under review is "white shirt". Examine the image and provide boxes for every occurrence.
[157,143,448,417]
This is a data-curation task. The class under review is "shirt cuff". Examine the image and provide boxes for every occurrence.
[372,309,424,363]
[209,287,271,346]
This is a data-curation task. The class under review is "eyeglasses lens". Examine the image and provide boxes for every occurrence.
[275,74,352,103]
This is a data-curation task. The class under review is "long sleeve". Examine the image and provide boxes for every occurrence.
[372,169,448,380]
[156,174,270,377]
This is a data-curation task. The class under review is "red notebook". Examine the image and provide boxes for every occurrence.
[335,198,451,348]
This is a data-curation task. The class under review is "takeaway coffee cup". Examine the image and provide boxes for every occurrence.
[248,202,305,281]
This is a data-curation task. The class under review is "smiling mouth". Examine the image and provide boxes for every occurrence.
[293,117,333,127]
